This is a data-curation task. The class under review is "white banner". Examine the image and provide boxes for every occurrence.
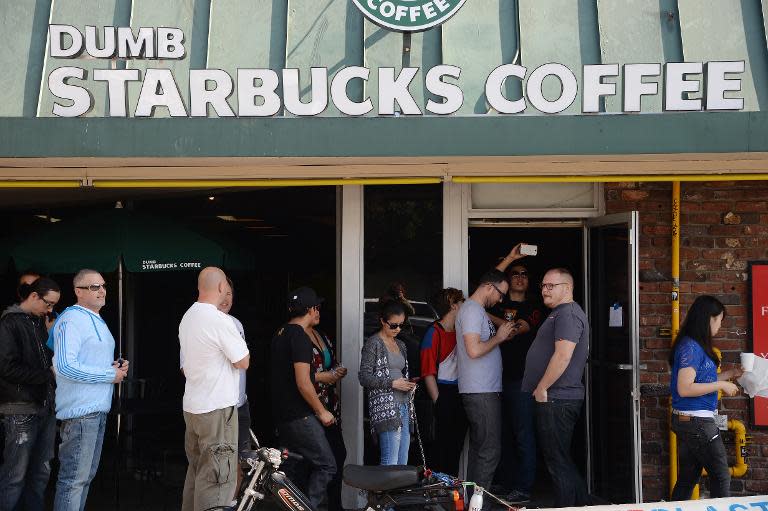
[538,496,768,511]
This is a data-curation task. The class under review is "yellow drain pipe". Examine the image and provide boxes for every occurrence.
[669,181,681,498]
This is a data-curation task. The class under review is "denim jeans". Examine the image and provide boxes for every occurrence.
[496,379,536,494]
[0,413,57,511]
[670,414,730,500]
[434,384,468,475]
[535,399,589,508]
[379,402,410,465]
[461,393,502,491]
[278,415,337,510]
[54,411,107,511]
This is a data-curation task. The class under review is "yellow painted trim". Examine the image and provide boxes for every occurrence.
[0,181,81,188]
[92,178,442,188]
[453,174,768,183]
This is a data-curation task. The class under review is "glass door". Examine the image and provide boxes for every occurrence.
[585,212,641,503]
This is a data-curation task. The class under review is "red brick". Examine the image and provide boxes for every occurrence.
[699,202,731,212]
[735,201,768,211]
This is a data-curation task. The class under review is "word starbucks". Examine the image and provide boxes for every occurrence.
[47,24,746,117]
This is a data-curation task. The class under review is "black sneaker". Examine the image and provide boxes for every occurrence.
[503,490,531,505]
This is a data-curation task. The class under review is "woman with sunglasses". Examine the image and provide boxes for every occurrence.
[358,300,416,465]
[669,295,742,500]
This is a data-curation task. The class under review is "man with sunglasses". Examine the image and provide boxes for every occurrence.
[0,277,60,510]
[522,268,590,507]
[52,269,129,511]
[455,269,517,502]
[488,244,544,504]
[270,287,336,510]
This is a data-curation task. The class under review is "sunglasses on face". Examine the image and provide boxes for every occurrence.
[510,271,529,278]
[386,322,405,330]
[76,283,106,292]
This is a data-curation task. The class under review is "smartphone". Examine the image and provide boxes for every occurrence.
[520,244,538,256]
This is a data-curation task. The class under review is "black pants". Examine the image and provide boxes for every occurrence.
[433,384,468,475]
[535,399,589,508]
[461,392,502,491]
[278,416,337,510]
[671,414,731,500]
[324,424,347,511]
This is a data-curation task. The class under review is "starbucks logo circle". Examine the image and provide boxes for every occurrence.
[352,0,468,32]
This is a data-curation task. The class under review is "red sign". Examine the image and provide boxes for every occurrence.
[749,262,768,427]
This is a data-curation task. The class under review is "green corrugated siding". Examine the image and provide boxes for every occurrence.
[442,0,519,114]
[126,0,209,117]
[678,0,768,111]
[0,0,764,123]
[597,0,682,113]
[207,0,287,116]
[285,0,363,116]
[519,0,601,114]
[0,0,51,117]
[38,0,128,117]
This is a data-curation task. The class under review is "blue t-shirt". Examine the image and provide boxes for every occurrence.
[670,336,718,412]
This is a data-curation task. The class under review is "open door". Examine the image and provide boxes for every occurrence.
[585,212,641,503]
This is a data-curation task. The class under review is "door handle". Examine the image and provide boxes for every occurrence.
[613,364,647,371]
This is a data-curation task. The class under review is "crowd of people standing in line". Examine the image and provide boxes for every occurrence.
[0,244,743,511]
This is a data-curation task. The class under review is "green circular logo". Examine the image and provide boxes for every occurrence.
[352,0,468,32]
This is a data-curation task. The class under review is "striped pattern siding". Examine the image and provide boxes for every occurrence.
[0,0,765,118]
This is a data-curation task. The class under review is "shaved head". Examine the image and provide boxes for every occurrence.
[197,267,229,306]
[549,268,574,288]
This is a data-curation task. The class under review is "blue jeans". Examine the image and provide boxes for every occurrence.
[536,399,589,507]
[498,379,536,493]
[54,412,107,511]
[378,402,410,465]
[0,413,57,510]
[278,415,337,510]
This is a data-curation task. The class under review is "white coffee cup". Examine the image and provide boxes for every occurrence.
[741,353,756,372]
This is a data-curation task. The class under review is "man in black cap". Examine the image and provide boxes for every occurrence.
[270,287,336,510]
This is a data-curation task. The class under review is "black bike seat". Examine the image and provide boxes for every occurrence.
[343,464,421,491]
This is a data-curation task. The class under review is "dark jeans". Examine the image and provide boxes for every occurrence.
[461,393,501,491]
[237,400,251,456]
[496,379,536,494]
[0,413,57,511]
[434,384,468,475]
[278,415,337,510]
[671,414,730,500]
[324,424,347,511]
[536,399,589,508]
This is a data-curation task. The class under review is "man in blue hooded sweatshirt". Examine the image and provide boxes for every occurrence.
[52,269,129,511]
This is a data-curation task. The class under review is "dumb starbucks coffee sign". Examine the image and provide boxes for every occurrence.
[351,0,467,31]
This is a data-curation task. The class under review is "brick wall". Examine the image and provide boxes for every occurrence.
[605,181,768,501]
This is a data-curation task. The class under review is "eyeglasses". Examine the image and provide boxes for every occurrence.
[386,322,405,330]
[540,282,568,291]
[510,270,529,278]
[39,296,57,309]
[76,283,106,292]
[489,283,505,299]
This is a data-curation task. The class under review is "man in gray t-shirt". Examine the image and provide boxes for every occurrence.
[456,270,516,494]
[521,268,590,507]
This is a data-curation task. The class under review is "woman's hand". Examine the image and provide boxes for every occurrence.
[718,380,739,397]
[392,378,416,392]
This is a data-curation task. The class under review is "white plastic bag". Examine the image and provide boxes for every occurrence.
[737,353,768,398]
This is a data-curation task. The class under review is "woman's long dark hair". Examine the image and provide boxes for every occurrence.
[668,295,725,367]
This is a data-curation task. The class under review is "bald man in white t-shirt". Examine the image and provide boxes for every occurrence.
[179,267,250,511]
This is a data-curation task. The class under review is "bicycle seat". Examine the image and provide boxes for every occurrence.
[343,464,421,491]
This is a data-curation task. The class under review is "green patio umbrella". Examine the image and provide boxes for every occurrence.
[10,209,237,274]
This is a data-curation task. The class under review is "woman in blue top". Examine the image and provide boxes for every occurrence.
[669,295,742,500]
